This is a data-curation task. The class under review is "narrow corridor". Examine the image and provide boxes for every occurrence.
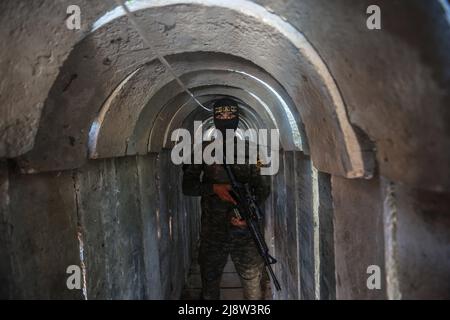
[0,0,449,300]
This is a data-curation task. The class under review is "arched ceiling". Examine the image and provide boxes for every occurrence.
[2,0,448,190]
[16,0,371,179]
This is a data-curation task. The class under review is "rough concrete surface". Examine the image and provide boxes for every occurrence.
[332,176,387,300]
[0,0,449,300]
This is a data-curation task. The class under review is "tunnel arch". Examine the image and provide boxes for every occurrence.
[147,90,276,153]
[18,0,372,180]
[89,52,307,159]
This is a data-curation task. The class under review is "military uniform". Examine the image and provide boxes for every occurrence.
[182,139,271,300]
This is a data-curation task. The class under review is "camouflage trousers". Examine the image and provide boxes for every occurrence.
[198,204,265,300]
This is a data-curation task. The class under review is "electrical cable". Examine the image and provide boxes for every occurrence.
[114,0,211,111]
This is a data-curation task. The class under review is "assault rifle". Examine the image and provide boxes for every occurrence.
[222,160,282,292]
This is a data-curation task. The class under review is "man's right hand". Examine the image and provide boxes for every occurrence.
[213,184,237,205]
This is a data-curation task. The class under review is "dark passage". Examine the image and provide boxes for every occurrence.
[1,0,449,300]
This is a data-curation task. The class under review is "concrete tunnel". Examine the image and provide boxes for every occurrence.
[0,0,449,300]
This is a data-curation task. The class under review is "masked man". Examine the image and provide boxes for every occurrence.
[182,98,271,300]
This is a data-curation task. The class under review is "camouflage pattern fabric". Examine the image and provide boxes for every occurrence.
[182,139,271,300]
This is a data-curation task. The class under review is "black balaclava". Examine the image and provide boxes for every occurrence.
[213,98,239,136]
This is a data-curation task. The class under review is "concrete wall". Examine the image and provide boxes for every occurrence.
[383,181,450,299]
[0,161,81,299]
[265,151,336,300]
[0,151,200,299]
[332,176,387,300]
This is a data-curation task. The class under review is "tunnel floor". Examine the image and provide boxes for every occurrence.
[180,245,273,300]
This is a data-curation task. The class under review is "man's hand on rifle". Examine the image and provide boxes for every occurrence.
[213,184,237,205]
[231,216,247,228]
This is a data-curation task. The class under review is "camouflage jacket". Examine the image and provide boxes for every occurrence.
[182,139,271,213]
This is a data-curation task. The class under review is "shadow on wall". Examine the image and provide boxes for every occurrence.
[0,152,200,299]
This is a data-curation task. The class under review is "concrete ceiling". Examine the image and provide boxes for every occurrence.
[1,0,449,190]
